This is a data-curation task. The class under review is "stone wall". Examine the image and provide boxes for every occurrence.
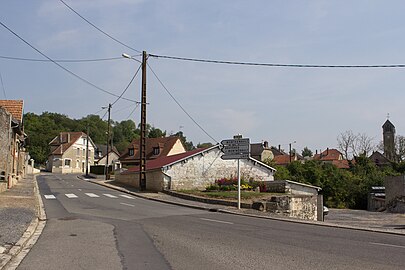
[165,147,274,190]
[115,170,164,191]
[385,175,405,213]
[0,108,11,183]
[262,195,318,221]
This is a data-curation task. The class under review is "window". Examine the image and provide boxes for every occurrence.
[77,148,80,156]
[76,160,80,168]
[128,148,134,156]
[153,147,160,155]
[83,149,85,156]
[64,159,71,167]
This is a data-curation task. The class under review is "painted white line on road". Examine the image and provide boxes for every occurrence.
[103,194,118,198]
[200,218,234,225]
[120,203,135,207]
[65,193,78,198]
[44,195,56,200]
[119,195,135,199]
[78,189,82,191]
[370,242,405,249]
[85,193,100,198]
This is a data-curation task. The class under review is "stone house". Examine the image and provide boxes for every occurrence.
[0,100,26,190]
[119,136,186,167]
[47,132,95,173]
[116,145,276,191]
[94,144,120,166]
[250,141,274,162]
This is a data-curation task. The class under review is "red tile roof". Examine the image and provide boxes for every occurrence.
[313,148,342,161]
[0,100,24,122]
[123,148,206,173]
[49,132,87,155]
[273,154,293,166]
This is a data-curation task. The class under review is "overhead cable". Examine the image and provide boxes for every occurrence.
[111,63,142,106]
[59,0,142,53]
[147,62,218,143]
[0,21,139,103]
[149,54,405,69]
[0,55,127,62]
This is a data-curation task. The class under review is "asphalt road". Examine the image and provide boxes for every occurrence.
[18,174,405,270]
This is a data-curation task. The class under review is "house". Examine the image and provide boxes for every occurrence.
[47,132,95,173]
[0,100,27,190]
[369,151,391,167]
[250,141,274,162]
[119,136,186,167]
[313,148,350,169]
[116,145,276,191]
[94,144,120,166]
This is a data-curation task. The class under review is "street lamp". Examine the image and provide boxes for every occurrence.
[289,140,296,163]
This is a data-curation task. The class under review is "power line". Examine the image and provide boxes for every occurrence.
[0,20,139,103]
[59,0,142,54]
[149,53,405,69]
[111,63,142,106]
[147,62,218,143]
[126,103,139,119]
[0,55,128,62]
[0,69,6,99]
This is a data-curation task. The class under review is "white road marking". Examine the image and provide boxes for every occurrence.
[65,193,78,198]
[370,242,405,249]
[103,194,118,198]
[44,195,56,200]
[200,218,234,225]
[85,193,99,198]
[120,203,135,207]
[78,189,82,191]
[119,195,135,199]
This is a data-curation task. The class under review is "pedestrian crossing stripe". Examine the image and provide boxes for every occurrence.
[85,193,99,198]
[119,195,135,199]
[44,195,56,199]
[65,193,78,198]
[103,194,118,198]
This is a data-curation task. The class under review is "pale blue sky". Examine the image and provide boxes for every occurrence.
[1,0,405,153]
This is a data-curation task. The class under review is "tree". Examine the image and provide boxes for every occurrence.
[395,135,405,161]
[173,131,194,151]
[148,126,166,138]
[301,147,313,157]
[355,133,375,157]
[337,130,357,159]
[197,142,214,148]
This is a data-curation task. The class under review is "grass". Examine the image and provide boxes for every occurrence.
[178,190,279,201]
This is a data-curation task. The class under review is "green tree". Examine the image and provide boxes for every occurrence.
[301,147,313,157]
[173,131,194,151]
[197,142,214,148]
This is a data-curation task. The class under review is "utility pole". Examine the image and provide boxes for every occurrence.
[105,103,111,180]
[85,125,89,177]
[139,51,147,191]
[289,143,292,163]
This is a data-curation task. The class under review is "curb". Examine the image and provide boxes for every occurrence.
[85,179,405,236]
[0,175,47,270]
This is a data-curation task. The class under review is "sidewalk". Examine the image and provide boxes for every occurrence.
[0,174,43,269]
[87,178,405,236]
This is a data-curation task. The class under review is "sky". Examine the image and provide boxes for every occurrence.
[1,0,405,153]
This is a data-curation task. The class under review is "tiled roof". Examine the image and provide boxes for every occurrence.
[124,148,206,173]
[273,154,292,165]
[120,136,183,162]
[331,160,350,169]
[0,100,24,122]
[49,132,87,155]
[313,148,342,161]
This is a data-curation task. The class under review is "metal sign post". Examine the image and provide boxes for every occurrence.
[220,135,250,210]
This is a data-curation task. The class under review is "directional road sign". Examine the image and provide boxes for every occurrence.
[220,137,250,160]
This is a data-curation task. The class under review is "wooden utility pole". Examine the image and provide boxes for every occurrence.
[105,103,111,180]
[139,51,147,191]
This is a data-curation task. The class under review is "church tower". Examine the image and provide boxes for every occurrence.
[382,119,396,161]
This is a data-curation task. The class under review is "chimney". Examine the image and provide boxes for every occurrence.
[67,133,71,143]
[264,141,269,148]
[327,147,329,155]
[315,150,318,155]
[278,144,281,152]
[60,133,63,143]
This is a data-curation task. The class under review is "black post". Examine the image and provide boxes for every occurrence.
[85,125,89,177]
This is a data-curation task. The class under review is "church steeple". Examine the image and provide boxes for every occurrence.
[382,116,396,161]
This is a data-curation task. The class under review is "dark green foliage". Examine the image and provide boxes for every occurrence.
[301,147,313,157]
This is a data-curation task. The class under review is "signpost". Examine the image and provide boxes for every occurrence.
[220,135,250,209]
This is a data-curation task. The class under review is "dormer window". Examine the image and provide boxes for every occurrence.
[128,148,134,156]
[153,147,160,155]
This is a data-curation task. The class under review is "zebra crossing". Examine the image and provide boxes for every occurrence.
[43,192,135,200]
